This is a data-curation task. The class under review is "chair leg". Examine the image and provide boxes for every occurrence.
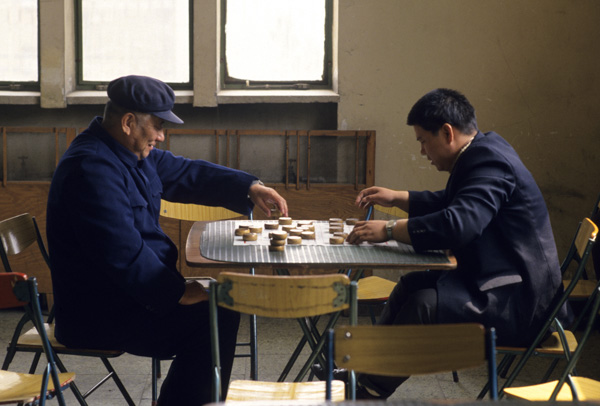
[99,357,136,406]
[499,354,516,378]
[541,358,560,383]
[477,353,513,399]
[152,357,160,406]
[52,352,89,405]
[249,314,258,380]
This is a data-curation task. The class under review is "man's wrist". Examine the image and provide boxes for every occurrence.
[248,179,264,198]
[386,219,397,241]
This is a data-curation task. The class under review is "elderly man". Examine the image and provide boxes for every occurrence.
[47,75,288,405]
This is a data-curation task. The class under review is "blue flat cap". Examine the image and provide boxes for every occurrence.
[107,75,183,124]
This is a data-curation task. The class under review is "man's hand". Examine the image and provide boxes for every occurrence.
[346,220,388,244]
[347,218,411,245]
[248,183,288,217]
[355,187,409,212]
[178,280,209,305]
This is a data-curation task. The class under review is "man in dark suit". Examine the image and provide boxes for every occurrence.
[47,75,288,405]
[322,88,567,399]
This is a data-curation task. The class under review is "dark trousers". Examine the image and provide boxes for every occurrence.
[359,270,441,398]
[120,301,240,406]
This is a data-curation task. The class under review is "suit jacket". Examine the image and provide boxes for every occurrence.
[407,131,566,346]
[47,117,256,348]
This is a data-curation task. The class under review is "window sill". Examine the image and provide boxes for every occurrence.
[0,91,41,105]
[66,90,194,105]
[0,89,339,106]
[216,89,339,104]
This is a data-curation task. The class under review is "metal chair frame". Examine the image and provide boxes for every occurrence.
[209,272,358,403]
[478,217,598,399]
[0,273,74,406]
[0,213,135,406]
[503,285,600,401]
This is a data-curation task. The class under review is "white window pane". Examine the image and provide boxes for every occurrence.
[226,0,326,82]
[81,0,189,83]
[0,0,38,82]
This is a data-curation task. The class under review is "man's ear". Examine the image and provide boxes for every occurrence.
[121,113,136,135]
[440,123,455,144]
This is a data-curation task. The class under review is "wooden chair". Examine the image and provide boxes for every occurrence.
[0,273,75,406]
[209,272,357,403]
[478,217,598,399]
[562,193,600,323]
[0,213,135,406]
[155,200,256,404]
[503,285,600,401]
[328,323,498,400]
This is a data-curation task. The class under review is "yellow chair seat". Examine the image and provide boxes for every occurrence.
[226,380,345,402]
[0,369,75,404]
[498,330,578,357]
[504,376,600,401]
[17,323,123,356]
[539,330,578,353]
[357,276,396,302]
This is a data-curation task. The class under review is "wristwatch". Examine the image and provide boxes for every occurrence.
[386,219,397,241]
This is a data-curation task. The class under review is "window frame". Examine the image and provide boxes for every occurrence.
[74,0,194,90]
[0,0,41,91]
[219,0,333,91]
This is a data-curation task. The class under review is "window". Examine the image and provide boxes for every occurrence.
[76,0,191,88]
[221,0,333,90]
[0,0,38,89]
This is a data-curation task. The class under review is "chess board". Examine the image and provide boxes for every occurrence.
[201,220,451,266]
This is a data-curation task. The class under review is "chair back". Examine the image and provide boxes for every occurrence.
[0,273,70,405]
[560,218,598,299]
[330,323,498,400]
[591,194,600,280]
[209,272,358,402]
[159,200,245,221]
[334,323,487,376]
[0,213,50,273]
[211,272,356,319]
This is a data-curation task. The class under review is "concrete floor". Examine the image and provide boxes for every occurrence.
[1,307,599,405]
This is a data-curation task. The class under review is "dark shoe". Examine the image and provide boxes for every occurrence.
[311,364,348,382]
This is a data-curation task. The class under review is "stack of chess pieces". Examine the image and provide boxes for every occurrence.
[265,217,318,252]
[234,215,360,253]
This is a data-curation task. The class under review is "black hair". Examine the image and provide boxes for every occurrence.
[406,88,478,134]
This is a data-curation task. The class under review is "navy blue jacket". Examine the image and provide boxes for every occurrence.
[407,131,567,346]
[47,117,256,348]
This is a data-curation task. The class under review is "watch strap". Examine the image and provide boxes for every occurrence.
[386,219,397,240]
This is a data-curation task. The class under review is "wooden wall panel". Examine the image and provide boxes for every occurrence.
[0,183,53,305]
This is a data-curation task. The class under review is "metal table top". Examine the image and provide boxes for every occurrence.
[187,220,456,270]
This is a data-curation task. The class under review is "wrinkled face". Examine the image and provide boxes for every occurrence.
[414,125,454,172]
[128,114,165,160]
